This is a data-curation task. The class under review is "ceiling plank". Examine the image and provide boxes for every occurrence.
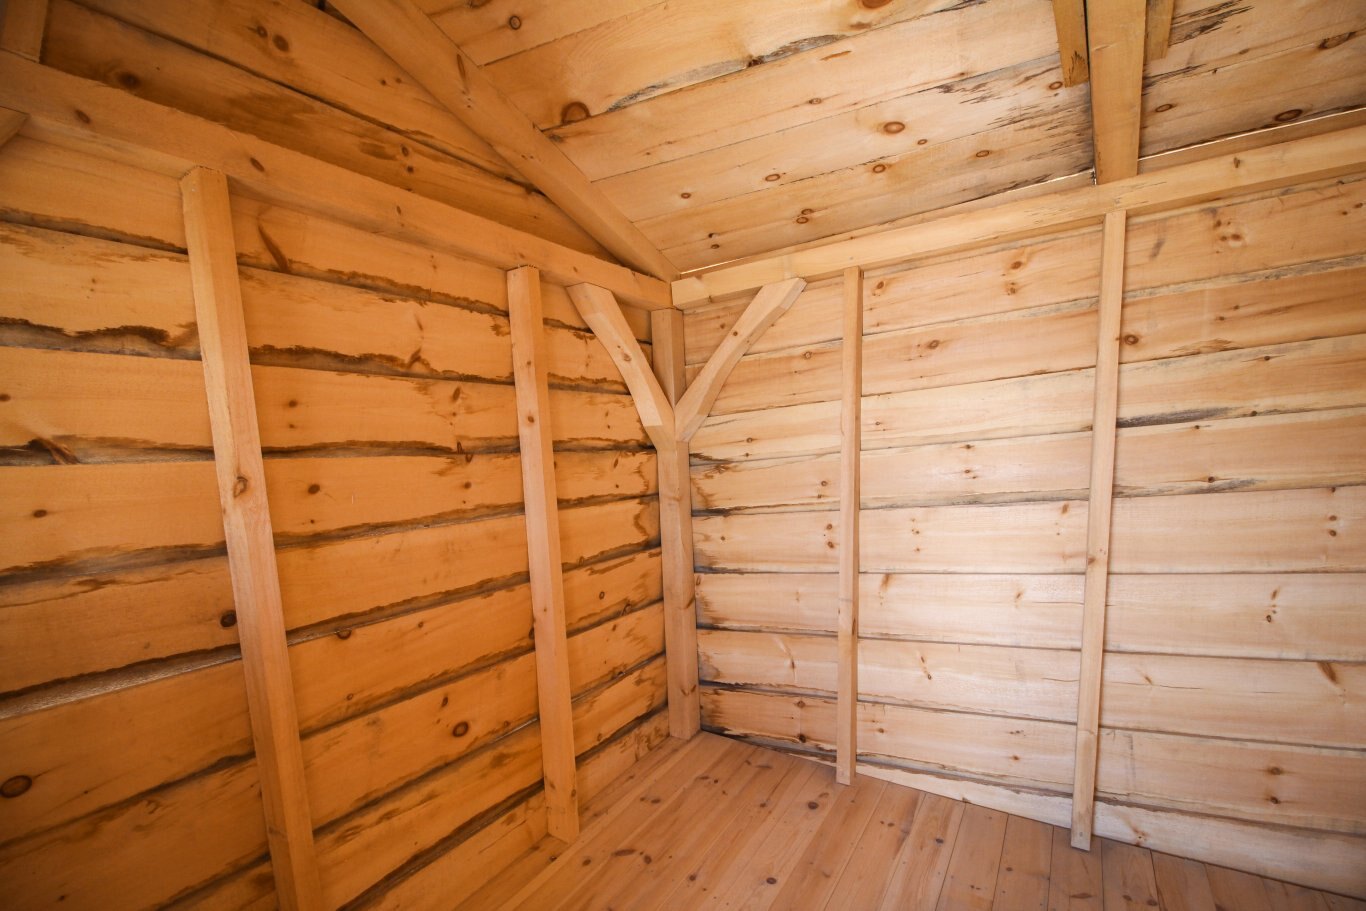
[1051,0,1090,86]
[672,122,1366,306]
[1144,0,1176,62]
[328,0,679,282]
[1087,0,1148,182]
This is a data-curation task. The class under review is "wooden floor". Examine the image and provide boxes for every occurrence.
[464,733,1363,911]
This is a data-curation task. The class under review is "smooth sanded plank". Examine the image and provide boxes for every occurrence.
[1072,209,1127,849]
[0,0,46,59]
[1052,0,1090,86]
[655,759,821,907]
[181,167,322,911]
[1048,826,1104,911]
[770,776,890,910]
[1263,879,1332,911]
[1100,839,1160,911]
[1150,853,1217,911]
[650,305,702,738]
[508,265,579,841]
[825,783,923,909]
[710,760,841,910]
[475,734,720,911]
[877,791,966,910]
[1086,0,1147,182]
[1205,866,1275,911]
[994,814,1054,910]
[936,803,1010,910]
[836,266,862,785]
[514,740,758,910]
[582,750,802,910]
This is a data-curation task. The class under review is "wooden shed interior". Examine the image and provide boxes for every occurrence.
[0,0,1363,908]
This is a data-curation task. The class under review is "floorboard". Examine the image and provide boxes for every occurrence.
[457,733,1359,910]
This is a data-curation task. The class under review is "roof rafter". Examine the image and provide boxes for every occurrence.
[1086,0,1148,183]
[329,0,679,281]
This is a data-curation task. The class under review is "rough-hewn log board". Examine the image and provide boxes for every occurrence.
[1070,209,1127,850]
[672,123,1366,307]
[0,52,671,311]
[328,0,677,282]
[180,167,323,911]
[508,265,580,840]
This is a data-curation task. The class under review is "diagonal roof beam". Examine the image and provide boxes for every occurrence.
[1051,0,1090,87]
[329,0,679,282]
[1086,0,1149,182]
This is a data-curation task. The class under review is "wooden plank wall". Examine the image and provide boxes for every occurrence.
[0,134,667,909]
[686,172,1366,893]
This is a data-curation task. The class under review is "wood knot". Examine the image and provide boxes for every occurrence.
[452,721,470,737]
[272,34,290,52]
[336,628,353,640]
[219,611,237,629]
[1274,109,1303,122]
[872,163,887,173]
[233,475,249,497]
[508,14,522,30]
[882,121,905,134]
[308,483,321,494]
[117,71,141,90]
[1,775,32,798]
[560,101,590,124]
[974,149,991,158]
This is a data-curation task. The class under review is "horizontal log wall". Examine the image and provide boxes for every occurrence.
[0,126,667,906]
[687,172,1366,893]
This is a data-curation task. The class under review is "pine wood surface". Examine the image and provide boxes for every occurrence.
[458,733,1360,909]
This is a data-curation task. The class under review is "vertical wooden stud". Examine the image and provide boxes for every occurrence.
[508,265,581,841]
[180,167,323,911]
[651,307,702,739]
[1070,209,1128,849]
[0,0,48,61]
[835,267,863,785]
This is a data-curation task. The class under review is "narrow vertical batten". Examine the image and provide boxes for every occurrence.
[1070,208,1128,848]
[508,265,581,841]
[180,166,323,911]
[836,267,863,786]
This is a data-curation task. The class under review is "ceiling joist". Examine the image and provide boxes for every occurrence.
[1086,0,1149,183]
[1051,0,1090,87]
[329,0,679,282]
[1145,0,1177,62]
